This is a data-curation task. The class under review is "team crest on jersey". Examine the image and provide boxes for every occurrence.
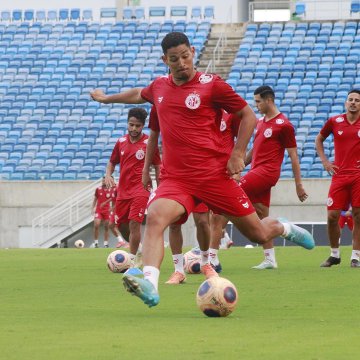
[220,120,227,132]
[327,197,334,207]
[185,92,201,109]
[121,151,124,156]
[242,201,249,208]
[119,136,126,142]
[276,118,284,124]
[135,149,145,160]
[263,128,272,138]
[338,131,343,135]
[335,117,344,123]
[199,73,213,84]
[106,193,110,198]
[158,96,163,103]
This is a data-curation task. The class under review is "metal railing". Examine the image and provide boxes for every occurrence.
[31,178,102,247]
[205,6,232,74]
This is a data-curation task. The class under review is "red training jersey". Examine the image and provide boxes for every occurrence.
[250,113,297,182]
[95,186,116,211]
[220,111,241,155]
[142,72,247,180]
[320,113,360,176]
[110,133,161,200]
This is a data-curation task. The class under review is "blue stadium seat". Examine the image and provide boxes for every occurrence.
[12,9,22,21]
[24,9,34,21]
[70,8,80,20]
[191,6,202,19]
[82,9,93,20]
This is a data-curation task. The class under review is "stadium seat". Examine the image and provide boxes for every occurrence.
[170,6,187,17]
[350,1,360,14]
[82,9,93,20]
[24,9,34,21]
[123,7,134,20]
[295,2,306,16]
[149,6,166,17]
[100,8,117,18]
[0,10,11,21]
[191,6,202,19]
[12,9,22,21]
[134,7,145,19]
[70,8,80,20]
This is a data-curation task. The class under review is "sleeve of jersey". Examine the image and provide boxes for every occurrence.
[140,82,155,104]
[281,123,297,148]
[212,78,247,113]
[149,106,160,132]
[320,118,333,138]
[110,141,120,165]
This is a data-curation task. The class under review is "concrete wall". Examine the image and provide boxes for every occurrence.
[0,178,331,248]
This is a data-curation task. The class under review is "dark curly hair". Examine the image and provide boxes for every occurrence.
[127,107,148,125]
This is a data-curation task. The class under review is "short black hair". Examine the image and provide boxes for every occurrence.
[348,89,360,96]
[127,107,148,125]
[161,32,191,54]
[254,85,275,100]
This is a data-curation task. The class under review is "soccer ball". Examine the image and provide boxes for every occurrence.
[107,250,131,273]
[183,248,201,274]
[196,277,238,317]
[74,239,85,248]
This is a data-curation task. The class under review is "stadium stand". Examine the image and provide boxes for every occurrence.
[227,20,360,178]
[0,17,211,180]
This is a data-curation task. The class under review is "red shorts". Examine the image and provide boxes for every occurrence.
[240,171,276,208]
[147,176,255,224]
[94,210,110,221]
[327,174,360,210]
[115,196,148,225]
[193,202,209,213]
[338,215,354,230]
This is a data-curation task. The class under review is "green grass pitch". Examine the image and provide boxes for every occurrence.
[1,246,359,360]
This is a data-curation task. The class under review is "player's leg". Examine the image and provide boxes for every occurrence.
[320,209,342,267]
[351,206,360,267]
[166,223,186,284]
[123,197,188,307]
[350,180,360,267]
[193,211,218,278]
[93,218,101,248]
[251,203,278,270]
[209,213,228,272]
[103,219,110,247]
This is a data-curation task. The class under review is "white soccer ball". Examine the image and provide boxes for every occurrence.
[74,239,85,248]
[107,250,131,273]
[196,276,238,317]
[183,248,201,274]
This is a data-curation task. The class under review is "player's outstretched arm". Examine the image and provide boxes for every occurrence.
[90,88,146,104]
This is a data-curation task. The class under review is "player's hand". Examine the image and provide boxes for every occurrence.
[90,89,107,103]
[296,184,308,202]
[227,155,245,177]
[104,175,115,189]
[142,170,152,191]
[322,159,339,176]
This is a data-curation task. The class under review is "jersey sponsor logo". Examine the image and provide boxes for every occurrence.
[119,136,127,142]
[185,92,201,109]
[276,118,284,124]
[263,128,272,138]
[135,149,145,160]
[327,197,334,207]
[220,119,227,132]
[335,117,344,123]
[158,96,163,103]
[199,73,213,84]
[338,131,343,135]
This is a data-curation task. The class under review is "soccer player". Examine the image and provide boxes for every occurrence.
[104,107,161,265]
[242,85,308,270]
[316,89,360,268]
[92,176,117,248]
[91,32,315,308]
